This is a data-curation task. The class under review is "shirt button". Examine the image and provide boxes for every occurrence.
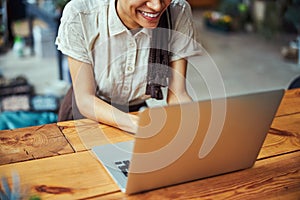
[129,42,135,47]
[127,66,133,72]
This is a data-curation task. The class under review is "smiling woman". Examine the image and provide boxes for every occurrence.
[116,0,172,29]
[55,0,202,133]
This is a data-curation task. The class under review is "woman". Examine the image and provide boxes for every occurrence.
[56,0,201,133]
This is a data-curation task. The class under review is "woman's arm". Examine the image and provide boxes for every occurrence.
[68,56,139,134]
[167,58,193,105]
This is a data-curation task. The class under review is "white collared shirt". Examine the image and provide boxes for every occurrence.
[56,0,201,105]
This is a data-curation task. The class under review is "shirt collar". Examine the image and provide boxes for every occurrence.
[108,0,128,36]
[108,0,152,37]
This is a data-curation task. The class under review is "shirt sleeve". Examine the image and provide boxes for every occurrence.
[169,1,202,62]
[55,1,92,64]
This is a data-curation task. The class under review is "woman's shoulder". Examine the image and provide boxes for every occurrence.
[63,0,109,16]
[169,0,193,21]
[170,0,192,18]
[170,0,191,9]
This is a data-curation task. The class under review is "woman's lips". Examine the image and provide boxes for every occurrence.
[139,11,160,20]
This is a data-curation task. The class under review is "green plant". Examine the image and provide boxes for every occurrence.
[218,0,250,31]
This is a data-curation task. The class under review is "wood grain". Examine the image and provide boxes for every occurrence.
[93,151,300,200]
[258,113,300,159]
[58,119,133,152]
[0,124,74,165]
[0,151,119,200]
[1,145,299,200]
[276,88,300,117]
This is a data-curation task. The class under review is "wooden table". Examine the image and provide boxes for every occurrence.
[1,89,300,199]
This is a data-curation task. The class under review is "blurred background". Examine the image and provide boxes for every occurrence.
[0,0,300,130]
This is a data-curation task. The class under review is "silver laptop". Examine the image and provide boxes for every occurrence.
[92,89,284,194]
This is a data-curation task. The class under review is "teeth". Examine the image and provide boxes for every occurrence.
[141,11,160,18]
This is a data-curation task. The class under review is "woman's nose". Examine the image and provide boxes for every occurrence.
[146,0,163,11]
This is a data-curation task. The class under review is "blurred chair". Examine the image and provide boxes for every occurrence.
[288,75,300,89]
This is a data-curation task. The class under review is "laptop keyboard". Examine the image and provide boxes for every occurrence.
[114,160,130,177]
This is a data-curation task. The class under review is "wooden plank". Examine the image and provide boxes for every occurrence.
[259,113,300,159]
[0,123,74,165]
[1,147,298,200]
[95,151,300,200]
[57,119,133,152]
[57,119,103,128]
[276,88,300,117]
[57,119,100,152]
[0,151,120,200]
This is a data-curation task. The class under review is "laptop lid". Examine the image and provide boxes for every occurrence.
[125,89,284,194]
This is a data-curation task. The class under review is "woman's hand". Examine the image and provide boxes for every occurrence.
[118,113,139,134]
[167,90,193,105]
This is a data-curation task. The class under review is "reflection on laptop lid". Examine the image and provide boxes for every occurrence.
[92,89,284,194]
